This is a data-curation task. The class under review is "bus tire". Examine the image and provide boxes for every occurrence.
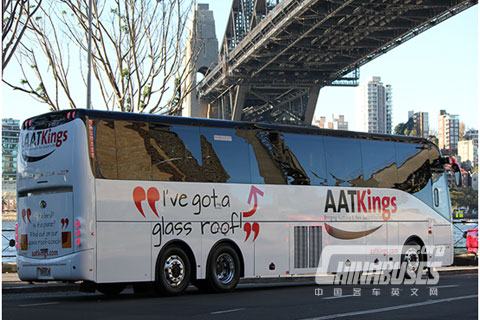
[402,241,423,279]
[155,246,191,296]
[97,283,126,296]
[206,244,241,293]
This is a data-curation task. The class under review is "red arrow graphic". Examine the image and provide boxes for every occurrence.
[243,185,264,218]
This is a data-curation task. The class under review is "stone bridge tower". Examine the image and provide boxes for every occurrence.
[183,4,219,118]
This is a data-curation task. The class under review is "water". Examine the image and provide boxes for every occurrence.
[2,220,477,264]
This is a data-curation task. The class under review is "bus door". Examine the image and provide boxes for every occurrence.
[431,172,454,265]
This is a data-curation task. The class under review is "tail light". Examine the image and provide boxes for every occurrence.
[66,111,77,121]
[74,219,81,247]
[15,224,19,249]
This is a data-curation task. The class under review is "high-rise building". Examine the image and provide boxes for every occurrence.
[464,129,478,145]
[355,76,392,134]
[458,140,478,168]
[314,114,348,130]
[2,118,20,210]
[408,111,429,139]
[438,110,459,153]
[458,129,478,168]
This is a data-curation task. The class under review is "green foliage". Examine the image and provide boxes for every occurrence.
[35,82,48,102]
[429,135,439,146]
[450,187,478,210]
[121,68,129,79]
[394,118,415,136]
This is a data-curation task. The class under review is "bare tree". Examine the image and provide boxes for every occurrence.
[2,0,42,74]
[4,0,200,114]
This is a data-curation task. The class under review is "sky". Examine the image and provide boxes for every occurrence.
[1,2,478,133]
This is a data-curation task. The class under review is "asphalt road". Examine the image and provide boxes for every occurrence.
[3,273,478,320]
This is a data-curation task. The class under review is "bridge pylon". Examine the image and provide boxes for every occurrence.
[183,4,219,119]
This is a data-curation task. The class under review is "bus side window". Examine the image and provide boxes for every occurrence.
[115,121,151,180]
[199,127,251,183]
[360,140,397,188]
[395,143,431,193]
[245,130,325,185]
[148,124,202,182]
[94,120,118,179]
[283,133,327,185]
[324,137,363,187]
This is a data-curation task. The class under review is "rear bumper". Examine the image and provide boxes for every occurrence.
[17,249,95,282]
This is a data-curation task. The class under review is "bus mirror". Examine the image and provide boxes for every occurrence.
[441,157,462,186]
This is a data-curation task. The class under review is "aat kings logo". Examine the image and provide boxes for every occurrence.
[324,189,397,221]
[22,129,68,162]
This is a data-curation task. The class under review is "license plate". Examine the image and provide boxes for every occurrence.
[38,267,51,277]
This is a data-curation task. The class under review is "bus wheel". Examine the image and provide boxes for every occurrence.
[207,244,241,293]
[97,283,126,296]
[155,246,191,295]
[402,241,423,278]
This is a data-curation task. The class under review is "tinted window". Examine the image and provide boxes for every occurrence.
[94,120,117,179]
[234,129,265,184]
[115,121,151,180]
[324,137,363,187]
[200,127,251,183]
[284,133,327,185]
[395,143,431,193]
[245,130,324,185]
[148,124,202,182]
[361,140,397,188]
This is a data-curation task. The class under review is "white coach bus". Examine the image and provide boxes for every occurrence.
[16,109,458,294]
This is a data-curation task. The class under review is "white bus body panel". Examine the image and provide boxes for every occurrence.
[95,180,453,282]
[17,119,96,281]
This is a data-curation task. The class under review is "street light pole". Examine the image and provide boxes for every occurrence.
[86,0,93,109]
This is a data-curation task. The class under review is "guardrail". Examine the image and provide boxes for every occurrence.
[2,229,16,258]
[453,220,477,251]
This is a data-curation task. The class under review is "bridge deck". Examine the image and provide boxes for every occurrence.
[197,0,476,123]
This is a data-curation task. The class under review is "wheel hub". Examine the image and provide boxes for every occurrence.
[215,253,235,284]
[404,247,420,273]
[164,255,185,287]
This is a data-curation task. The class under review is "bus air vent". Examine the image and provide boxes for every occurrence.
[294,226,322,269]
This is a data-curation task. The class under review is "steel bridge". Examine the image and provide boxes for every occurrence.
[195,0,476,125]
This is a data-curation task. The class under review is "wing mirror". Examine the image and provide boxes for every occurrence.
[441,157,461,187]
[451,163,461,187]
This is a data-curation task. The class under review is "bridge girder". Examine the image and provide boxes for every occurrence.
[197,0,477,124]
